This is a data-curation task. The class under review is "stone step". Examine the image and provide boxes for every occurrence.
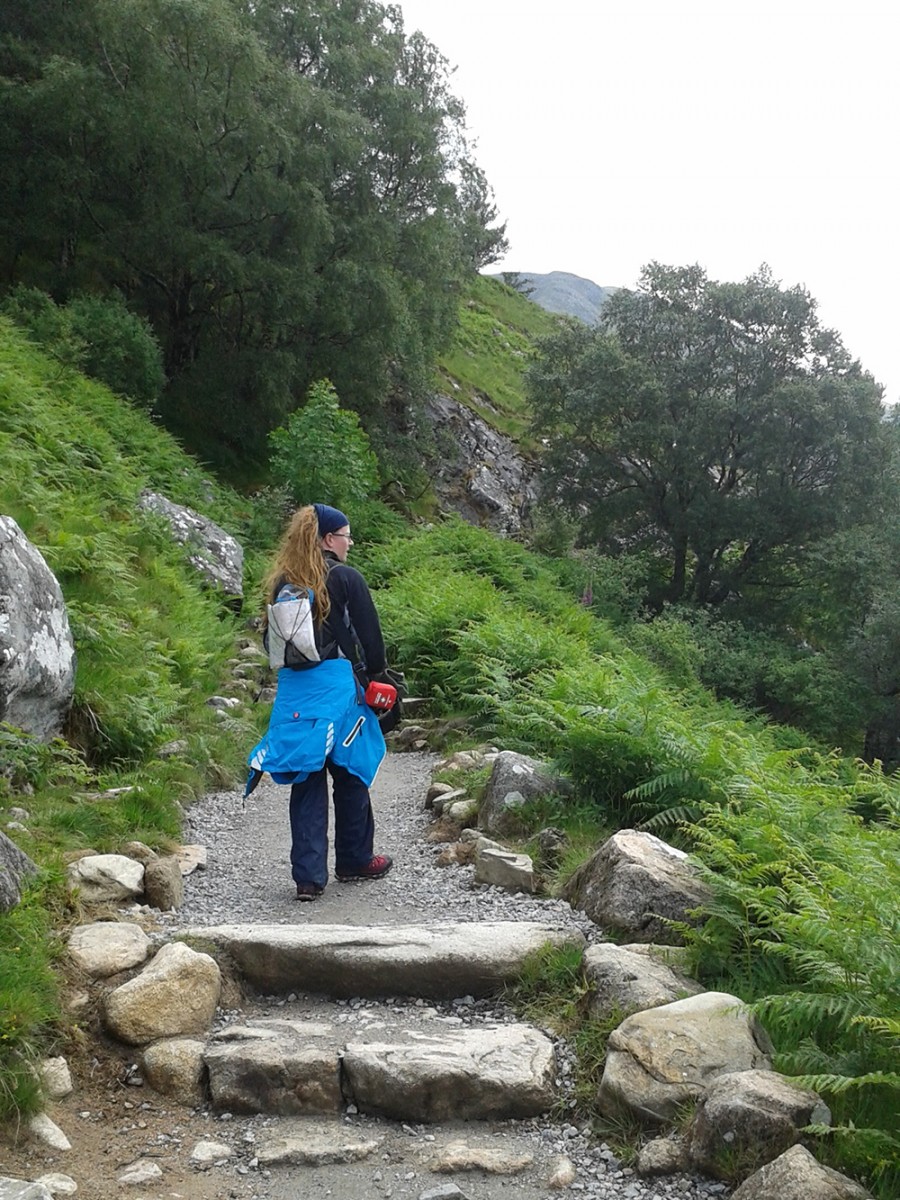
[176,921,584,999]
[202,999,558,1123]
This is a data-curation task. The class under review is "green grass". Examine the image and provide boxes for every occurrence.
[0,318,269,1111]
[436,275,560,441]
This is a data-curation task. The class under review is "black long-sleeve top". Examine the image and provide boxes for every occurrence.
[322,550,387,679]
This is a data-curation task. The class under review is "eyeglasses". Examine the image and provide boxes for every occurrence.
[330,532,353,543]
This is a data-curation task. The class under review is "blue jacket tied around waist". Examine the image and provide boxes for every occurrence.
[245,658,385,796]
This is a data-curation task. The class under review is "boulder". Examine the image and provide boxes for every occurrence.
[66,854,145,905]
[0,516,76,740]
[730,1144,873,1199]
[688,1070,832,1180]
[67,921,151,978]
[562,829,710,943]
[478,752,571,838]
[143,856,185,911]
[582,942,703,1017]
[0,830,38,913]
[141,1037,207,1103]
[343,1023,556,1121]
[103,942,221,1045]
[598,991,774,1125]
[137,491,243,600]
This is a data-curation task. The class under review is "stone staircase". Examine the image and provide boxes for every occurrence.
[173,920,585,1128]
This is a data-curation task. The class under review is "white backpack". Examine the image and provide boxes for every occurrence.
[266,585,321,669]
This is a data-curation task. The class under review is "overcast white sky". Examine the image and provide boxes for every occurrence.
[397,0,899,403]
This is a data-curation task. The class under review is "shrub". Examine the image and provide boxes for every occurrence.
[66,293,166,408]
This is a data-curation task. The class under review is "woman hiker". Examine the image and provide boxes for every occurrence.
[244,503,399,900]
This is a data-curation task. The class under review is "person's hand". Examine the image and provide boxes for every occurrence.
[371,667,406,696]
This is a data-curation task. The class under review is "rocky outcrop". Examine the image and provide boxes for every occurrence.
[424,392,538,536]
[562,829,710,943]
[597,991,774,1125]
[137,491,243,600]
[0,515,76,740]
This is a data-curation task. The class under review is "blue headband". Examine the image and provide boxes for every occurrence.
[313,503,350,537]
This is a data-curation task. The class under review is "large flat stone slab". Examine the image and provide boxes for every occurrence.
[205,1020,341,1115]
[176,922,585,998]
[343,1023,557,1121]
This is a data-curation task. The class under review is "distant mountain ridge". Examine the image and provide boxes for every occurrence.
[488,270,619,325]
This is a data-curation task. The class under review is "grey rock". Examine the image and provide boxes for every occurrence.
[562,829,710,943]
[67,921,151,978]
[0,515,76,740]
[730,1143,873,1199]
[143,856,185,911]
[0,1179,54,1200]
[478,752,571,838]
[205,1023,341,1115]
[103,942,221,1045]
[255,1120,381,1165]
[141,1037,207,1102]
[636,1135,689,1176]
[66,854,145,905]
[582,942,703,1017]
[688,1070,832,1180]
[598,992,774,1125]
[473,845,535,893]
[137,491,243,599]
[425,391,537,536]
[0,830,37,914]
[429,1140,532,1174]
[176,921,585,998]
[343,1023,556,1121]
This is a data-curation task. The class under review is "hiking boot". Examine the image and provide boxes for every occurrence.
[336,854,393,882]
[295,882,323,901]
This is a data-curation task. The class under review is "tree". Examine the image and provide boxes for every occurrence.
[0,0,505,470]
[528,263,889,609]
[268,379,379,512]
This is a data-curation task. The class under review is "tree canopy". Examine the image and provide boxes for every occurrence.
[0,0,506,470]
[528,263,890,609]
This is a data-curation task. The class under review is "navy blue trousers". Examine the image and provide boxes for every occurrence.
[289,761,374,888]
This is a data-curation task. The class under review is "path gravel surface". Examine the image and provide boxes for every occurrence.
[159,750,731,1200]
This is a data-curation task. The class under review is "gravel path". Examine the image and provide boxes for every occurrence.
[150,749,732,1200]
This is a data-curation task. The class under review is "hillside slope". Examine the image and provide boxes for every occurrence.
[488,270,619,325]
